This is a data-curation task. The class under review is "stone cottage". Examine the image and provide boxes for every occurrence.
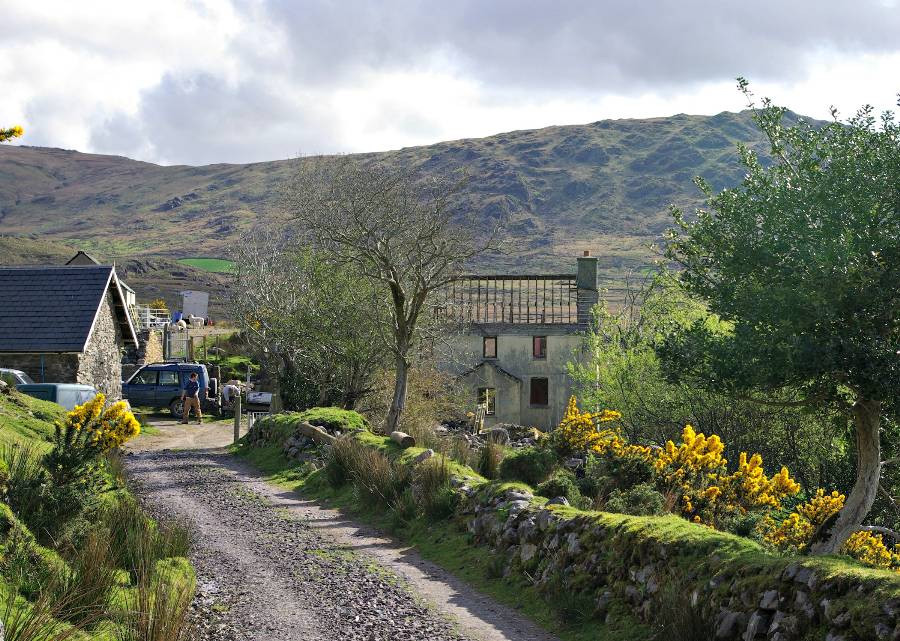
[0,265,138,399]
[438,252,598,430]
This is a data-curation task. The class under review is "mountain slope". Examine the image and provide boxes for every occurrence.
[0,110,782,300]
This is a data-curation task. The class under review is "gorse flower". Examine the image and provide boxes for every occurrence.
[552,397,639,459]
[762,489,845,550]
[57,394,141,453]
[843,531,900,570]
[552,396,894,572]
[0,125,24,142]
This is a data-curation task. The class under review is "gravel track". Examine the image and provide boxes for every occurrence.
[125,421,560,641]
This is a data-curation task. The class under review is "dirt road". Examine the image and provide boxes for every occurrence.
[126,419,560,641]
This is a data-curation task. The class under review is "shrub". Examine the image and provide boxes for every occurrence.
[476,441,504,480]
[603,483,666,516]
[536,471,583,506]
[499,447,557,487]
[412,458,457,519]
[45,395,141,484]
[548,396,622,458]
[583,450,655,500]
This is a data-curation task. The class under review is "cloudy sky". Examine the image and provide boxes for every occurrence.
[3,0,900,165]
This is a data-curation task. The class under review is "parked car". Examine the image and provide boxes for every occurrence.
[122,362,217,417]
[0,368,35,386]
[16,383,97,410]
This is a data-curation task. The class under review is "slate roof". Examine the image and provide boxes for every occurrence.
[65,251,100,265]
[459,361,523,384]
[0,266,138,353]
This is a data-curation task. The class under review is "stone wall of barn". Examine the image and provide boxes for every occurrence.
[0,352,80,385]
[77,291,124,399]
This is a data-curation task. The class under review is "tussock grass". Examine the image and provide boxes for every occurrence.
[117,560,195,641]
[53,529,118,627]
[476,440,504,480]
[412,457,457,519]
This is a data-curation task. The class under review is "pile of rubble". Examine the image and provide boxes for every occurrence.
[435,421,543,450]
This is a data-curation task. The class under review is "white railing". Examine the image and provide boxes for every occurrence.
[246,411,270,430]
[133,305,170,330]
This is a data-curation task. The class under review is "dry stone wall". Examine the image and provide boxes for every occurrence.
[460,484,900,641]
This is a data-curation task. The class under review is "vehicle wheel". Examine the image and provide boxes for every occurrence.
[169,398,184,418]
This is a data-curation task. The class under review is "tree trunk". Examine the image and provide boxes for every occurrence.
[385,353,410,433]
[809,398,882,555]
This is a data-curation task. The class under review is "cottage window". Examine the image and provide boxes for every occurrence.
[533,336,547,359]
[477,387,496,415]
[529,377,549,406]
[483,336,497,359]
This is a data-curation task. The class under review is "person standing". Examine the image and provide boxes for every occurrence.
[181,371,204,424]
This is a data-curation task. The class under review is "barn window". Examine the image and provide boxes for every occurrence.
[529,377,549,406]
[533,336,547,359]
[483,336,497,359]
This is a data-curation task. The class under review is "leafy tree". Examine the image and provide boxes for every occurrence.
[663,81,900,554]
[570,277,847,494]
[230,229,389,410]
[0,125,23,142]
[283,157,501,431]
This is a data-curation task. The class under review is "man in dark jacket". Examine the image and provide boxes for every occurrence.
[181,372,204,424]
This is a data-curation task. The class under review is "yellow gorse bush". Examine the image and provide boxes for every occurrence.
[555,396,624,455]
[555,396,896,572]
[762,489,845,550]
[557,397,801,525]
[843,531,900,570]
[61,393,141,452]
[0,125,24,143]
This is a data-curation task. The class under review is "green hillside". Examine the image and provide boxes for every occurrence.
[0,110,798,302]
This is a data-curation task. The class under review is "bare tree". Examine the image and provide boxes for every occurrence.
[282,156,501,431]
[229,228,389,409]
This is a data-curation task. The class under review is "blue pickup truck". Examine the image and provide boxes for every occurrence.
[122,362,217,417]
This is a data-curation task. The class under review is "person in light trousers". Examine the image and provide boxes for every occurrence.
[181,371,205,424]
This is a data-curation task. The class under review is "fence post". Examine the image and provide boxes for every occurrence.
[233,395,241,444]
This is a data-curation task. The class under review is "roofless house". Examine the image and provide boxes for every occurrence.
[437,252,598,430]
[0,265,138,399]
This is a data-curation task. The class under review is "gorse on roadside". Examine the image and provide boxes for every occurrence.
[0,390,195,640]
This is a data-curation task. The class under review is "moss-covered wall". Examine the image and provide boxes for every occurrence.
[464,485,900,641]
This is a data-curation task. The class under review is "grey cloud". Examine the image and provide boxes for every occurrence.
[256,0,900,90]
[89,72,338,165]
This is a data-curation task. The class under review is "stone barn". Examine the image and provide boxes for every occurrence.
[0,265,138,399]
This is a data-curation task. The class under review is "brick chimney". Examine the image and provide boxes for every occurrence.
[576,250,598,329]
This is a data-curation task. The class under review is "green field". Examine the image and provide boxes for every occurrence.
[178,257,236,273]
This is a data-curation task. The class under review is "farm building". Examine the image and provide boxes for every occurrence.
[438,252,598,430]
[0,265,138,398]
